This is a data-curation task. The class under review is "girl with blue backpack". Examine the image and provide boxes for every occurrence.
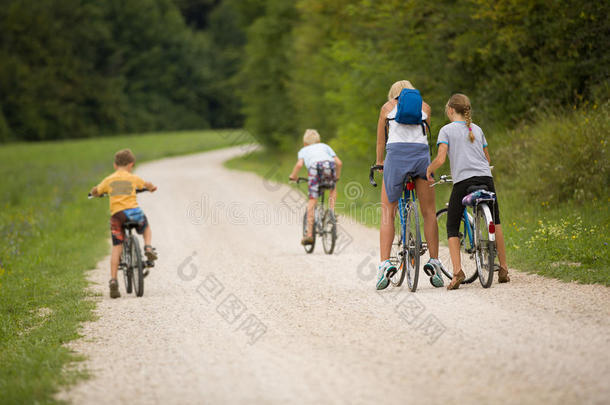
[375,80,444,290]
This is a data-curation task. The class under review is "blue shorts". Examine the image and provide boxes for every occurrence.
[383,143,430,202]
[110,207,148,246]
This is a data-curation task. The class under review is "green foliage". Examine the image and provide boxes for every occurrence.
[496,102,609,202]
[0,0,247,141]
[235,0,609,152]
[0,130,249,404]
[238,0,299,149]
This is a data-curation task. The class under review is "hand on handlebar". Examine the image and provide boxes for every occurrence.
[369,164,384,187]
[429,175,453,187]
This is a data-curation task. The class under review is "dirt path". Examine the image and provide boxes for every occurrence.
[62,147,610,405]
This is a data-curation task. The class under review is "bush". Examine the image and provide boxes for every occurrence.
[497,102,609,202]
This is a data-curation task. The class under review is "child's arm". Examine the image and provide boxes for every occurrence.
[143,181,158,192]
[289,159,304,181]
[422,101,432,126]
[483,147,491,165]
[426,143,448,181]
[333,156,342,180]
[90,186,100,197]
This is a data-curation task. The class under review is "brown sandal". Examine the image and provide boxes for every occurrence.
[447,270,465,290]
[498,266,510,283]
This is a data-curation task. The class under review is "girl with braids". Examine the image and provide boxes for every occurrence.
[427,94,510,290]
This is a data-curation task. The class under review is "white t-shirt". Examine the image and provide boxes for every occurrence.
[386,107,428,145]
[298,143,336,169]
[437,121,492,183]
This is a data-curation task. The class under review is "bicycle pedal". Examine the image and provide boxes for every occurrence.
[146,260,155,268]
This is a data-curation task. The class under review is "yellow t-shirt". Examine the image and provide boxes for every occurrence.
[96,169,146,215]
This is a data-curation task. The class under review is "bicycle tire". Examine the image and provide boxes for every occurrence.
[121,240,133,294]
[390,207,406,287]
[436,208,478,283]
[405,201,421,292]
[130,236,145,297]
[474,204,496,288]
[322,210,336,254]
[302,211,315,253]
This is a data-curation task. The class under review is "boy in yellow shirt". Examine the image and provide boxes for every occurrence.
[90,149,158,298]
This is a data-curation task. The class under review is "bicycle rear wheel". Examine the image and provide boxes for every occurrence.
[436,208,477,283]
[475,203,496,288]
[405,201,421,292]
[121,241,133,294]
[130,236,145,297]
[390,207,406,287]
[302,211,316,253]
[322,210,336,254]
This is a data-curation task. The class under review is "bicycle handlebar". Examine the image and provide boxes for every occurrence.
[289,177,309,184]
[430,175,453,187]
[88,188,150,199]
[369,165,384,187]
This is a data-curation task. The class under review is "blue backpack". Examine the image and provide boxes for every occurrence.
[387,88,429,138]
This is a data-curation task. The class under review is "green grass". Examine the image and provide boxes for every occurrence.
[0,129,251,405]
[225,106,609,285]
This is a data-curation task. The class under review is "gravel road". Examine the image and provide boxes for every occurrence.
[61,147,610,405]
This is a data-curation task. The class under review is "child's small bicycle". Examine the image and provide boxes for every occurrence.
[293,177,337,254]
[431,175,498,287]
[88,189,153,297]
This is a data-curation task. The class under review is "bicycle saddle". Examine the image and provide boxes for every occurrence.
[466,184,488,194]
[123,220,140,229]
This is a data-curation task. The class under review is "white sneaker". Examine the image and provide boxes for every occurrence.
[376,260,397,290]
[424,258,444,287]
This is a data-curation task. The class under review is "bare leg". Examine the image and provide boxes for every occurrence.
[110,244,123,280]
[448,236,462,275]
[380,179,398,261]
[328,188,337,211]
[307,197,317,237]
[143,225,152,247]
[415,178,439,259]
[494,224,508,269]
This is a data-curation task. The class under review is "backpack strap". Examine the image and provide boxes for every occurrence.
[384,118,390,144]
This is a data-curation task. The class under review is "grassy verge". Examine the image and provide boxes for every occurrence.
[226,107,609,285]
[0,129,250,404]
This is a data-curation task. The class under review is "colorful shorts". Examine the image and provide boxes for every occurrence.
[308,160,336,199]
[110,207,148,246]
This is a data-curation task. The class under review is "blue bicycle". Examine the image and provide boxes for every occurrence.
[370,165,439,291]
[432,175,497,287]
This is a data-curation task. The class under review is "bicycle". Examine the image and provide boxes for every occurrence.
[431,175,497,288]
[292,177,337,254]
[88,189,153,297]
[369,165,447,291]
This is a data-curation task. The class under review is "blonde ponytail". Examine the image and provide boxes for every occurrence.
[464,107,474,143]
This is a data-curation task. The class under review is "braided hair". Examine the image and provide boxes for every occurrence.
[447,94,475,143]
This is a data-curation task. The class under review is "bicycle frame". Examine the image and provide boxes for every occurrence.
[397,180,416,246]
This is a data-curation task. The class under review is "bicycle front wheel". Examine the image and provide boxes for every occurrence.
[475,203,496,288]
[130,236,145,297]
[405,201,421,292]
[436,208,478,283]
[322,210,336,254]
[390,207,406,287]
